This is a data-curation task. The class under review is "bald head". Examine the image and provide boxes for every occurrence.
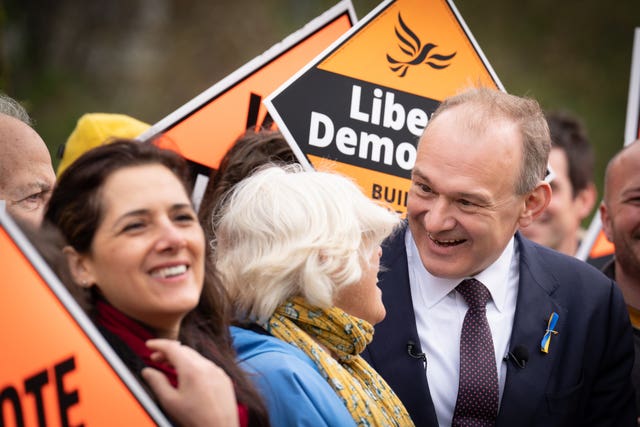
[0,114,55,227]
[603,140,640,205]
[600,139,640,286]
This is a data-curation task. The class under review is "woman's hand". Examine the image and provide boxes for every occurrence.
[141,339,240,427]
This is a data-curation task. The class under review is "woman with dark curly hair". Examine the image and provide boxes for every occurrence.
[44,139,269,427]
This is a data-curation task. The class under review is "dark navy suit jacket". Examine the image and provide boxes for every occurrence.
[363,225,636,427]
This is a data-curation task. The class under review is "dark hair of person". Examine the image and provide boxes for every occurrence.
[198,128,297,241]
[16,219,90,310]
[44,139,269,426]
[545,110,594,197]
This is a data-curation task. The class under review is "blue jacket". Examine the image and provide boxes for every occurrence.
[231,325,356,427]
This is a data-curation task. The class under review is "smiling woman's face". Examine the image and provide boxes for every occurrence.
[73,164,205,338]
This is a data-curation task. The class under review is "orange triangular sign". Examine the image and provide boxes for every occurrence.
[0,211,170,426]
[266,0,503,215]
[138,1,356,172]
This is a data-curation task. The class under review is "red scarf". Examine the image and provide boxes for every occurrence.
[95,301,249,426]
[96,300,179,387]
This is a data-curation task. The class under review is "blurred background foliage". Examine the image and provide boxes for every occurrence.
[1,0,639,216]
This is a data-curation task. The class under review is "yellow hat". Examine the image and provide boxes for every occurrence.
[57,113,151,176]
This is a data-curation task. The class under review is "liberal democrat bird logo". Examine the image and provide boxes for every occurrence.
[387,13,457,77]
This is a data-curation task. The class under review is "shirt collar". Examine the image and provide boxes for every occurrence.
[405,229,516,312]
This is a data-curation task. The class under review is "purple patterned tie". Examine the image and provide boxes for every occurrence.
[452,278,499,427]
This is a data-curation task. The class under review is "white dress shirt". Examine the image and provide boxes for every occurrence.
[406,228,519,427]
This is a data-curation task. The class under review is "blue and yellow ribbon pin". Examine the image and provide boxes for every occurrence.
[540,312,559,354]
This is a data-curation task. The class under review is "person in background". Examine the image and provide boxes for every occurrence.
[213,165,413,427]
[44,140,270,427]
[0,92,55,227]
[600,139,640,422]
[521,110,597,255]
[56,112,151,176]
[0,102,147,227]
[362,87,635,426]
[197,128,297,241]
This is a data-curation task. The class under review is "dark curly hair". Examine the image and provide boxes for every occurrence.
[44,139,269,426]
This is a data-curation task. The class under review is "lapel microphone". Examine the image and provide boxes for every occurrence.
[407,340,427,364]
[503,345,529,368]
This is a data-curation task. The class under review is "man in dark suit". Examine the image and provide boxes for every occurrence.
[363,87,635,426]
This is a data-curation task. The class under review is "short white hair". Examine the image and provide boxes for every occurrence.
[213,165,401,323]
[0,93,32,126]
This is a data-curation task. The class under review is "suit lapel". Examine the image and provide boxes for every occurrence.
[364,224,439,427]
[497,234,567,425]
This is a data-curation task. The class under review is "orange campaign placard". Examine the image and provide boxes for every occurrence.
[0,211,170,426]
[265,0,503,215]
[138,0,356,172]
[316,0,498,100]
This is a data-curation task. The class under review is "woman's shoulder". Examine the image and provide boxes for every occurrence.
[230,326,357,427]
[231,325,316,369]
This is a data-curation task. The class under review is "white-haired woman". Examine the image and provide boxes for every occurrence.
[213,165,414,427]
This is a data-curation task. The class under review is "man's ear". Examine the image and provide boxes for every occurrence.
[574,183,598,221]
[518,181,552,228]
[63,246,95,288]
[599,202,614,243]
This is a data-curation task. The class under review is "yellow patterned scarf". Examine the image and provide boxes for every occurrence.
[266,297,414,427]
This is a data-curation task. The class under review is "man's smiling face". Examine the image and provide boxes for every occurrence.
[407,105,529,279]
